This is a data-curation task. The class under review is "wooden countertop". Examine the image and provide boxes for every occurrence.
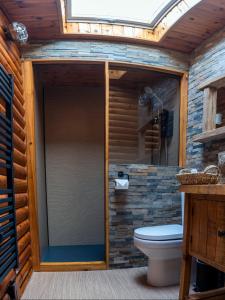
[179,184,225,195]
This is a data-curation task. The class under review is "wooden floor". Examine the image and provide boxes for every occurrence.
[22,267,179,299]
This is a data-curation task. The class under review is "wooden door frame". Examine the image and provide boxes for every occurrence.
[22,58,188,272]
[22,60,108,271]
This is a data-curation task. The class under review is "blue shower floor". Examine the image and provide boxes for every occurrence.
[42,245,105,262]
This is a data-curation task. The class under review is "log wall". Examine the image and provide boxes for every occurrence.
[0,10,32,299]
[109,86,138,163]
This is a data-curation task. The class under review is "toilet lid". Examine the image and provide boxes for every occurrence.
[134,224,183,241]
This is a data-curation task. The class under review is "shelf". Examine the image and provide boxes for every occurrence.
[192,126,225,143]
[198,73,225,90]
[180,184,225,195]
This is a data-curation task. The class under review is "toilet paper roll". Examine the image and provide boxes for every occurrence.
[115,179,129,190]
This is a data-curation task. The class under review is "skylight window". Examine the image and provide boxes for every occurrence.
[67,0,179,28]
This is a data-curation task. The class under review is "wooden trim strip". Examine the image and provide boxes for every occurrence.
[39,261,107,272]
[22,61,41,270]
[179,72,188,167]
[179,184,225,195]
[179,193,192,299]
[23,58,187,76]
[105,61,110,268]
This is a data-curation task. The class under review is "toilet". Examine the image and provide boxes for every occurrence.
[134,193,184,287]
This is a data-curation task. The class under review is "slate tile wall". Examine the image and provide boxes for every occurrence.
[22,40,189,72]
[109,164,181,268]
[187,27,225,168]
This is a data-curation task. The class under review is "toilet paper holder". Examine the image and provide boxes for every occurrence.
[118,171,129,180]
[114,171,129,190]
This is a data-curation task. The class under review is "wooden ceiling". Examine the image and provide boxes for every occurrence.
[34,63,105,86]
[109,66,177,88]
[34,63,175,87]
[160,0,225,52]
[1,0,225,53]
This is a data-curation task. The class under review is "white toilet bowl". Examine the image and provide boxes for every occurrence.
[134,224,183,287]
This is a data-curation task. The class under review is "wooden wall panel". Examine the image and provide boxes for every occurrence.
[0,9,32,298]
[109,86,138,163]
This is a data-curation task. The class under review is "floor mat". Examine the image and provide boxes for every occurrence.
[42,244,105,262]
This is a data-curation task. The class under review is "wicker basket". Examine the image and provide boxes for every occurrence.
[176,165,219,185]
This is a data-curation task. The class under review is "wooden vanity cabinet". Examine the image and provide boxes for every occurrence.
[189,195,225,271]
[179,185,225,300]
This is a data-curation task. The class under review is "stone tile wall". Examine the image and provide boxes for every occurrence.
[22,40,189,72]
[187,27,225,168]
[109,164,181,268]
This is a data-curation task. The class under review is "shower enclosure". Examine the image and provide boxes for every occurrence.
[33,62,107,266]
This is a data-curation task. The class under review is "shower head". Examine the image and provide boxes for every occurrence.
[144,86,153,95]
[138,93,150,106]
[138,86,154,106]
[138,86,163,111]
[141,86,164,111]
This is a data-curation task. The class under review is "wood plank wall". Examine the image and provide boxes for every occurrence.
[0,10,32,299]
[109,86,139,163]
[109,86,162,164]
[144,124,161,159]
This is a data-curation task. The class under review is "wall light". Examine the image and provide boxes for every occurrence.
[3,22,28,45]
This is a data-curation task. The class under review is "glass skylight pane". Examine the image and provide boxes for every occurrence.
[70,0,174,25]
